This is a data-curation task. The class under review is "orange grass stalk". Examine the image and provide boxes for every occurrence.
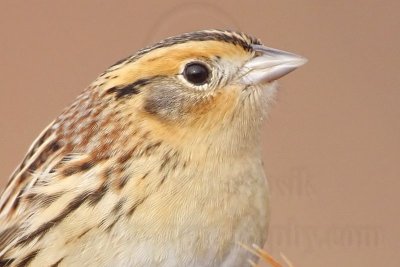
[240,243,294,267]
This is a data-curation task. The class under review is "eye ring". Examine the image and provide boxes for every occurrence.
[183,62,211,86]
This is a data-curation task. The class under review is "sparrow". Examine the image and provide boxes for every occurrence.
[0,30,306,266]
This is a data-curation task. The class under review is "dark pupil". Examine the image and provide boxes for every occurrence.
[183,63,209,85]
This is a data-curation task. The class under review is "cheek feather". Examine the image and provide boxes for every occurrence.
[186,85,241,130]
[140,84,242,141]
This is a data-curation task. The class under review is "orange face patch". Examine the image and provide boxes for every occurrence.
[102,41,251,89]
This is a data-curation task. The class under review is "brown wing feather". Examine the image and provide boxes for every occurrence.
[0,122,58,218]
[0,80,113,258]
[0,123,69,227]
[0,224,21,252]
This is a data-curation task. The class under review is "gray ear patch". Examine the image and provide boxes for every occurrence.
[144,82,190,121]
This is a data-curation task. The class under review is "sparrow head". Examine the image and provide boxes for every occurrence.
[0,30,306,222]
[59,30,306,156]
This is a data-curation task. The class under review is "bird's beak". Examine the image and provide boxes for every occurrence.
[241,44,307,85]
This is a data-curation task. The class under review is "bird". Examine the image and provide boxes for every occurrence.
[0,29,306,266]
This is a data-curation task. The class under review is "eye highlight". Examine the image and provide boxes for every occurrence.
[183,62,210,86]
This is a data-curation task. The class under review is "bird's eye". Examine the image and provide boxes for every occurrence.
[183,62,210,86]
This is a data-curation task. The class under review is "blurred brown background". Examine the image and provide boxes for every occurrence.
[0,1,398,266]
